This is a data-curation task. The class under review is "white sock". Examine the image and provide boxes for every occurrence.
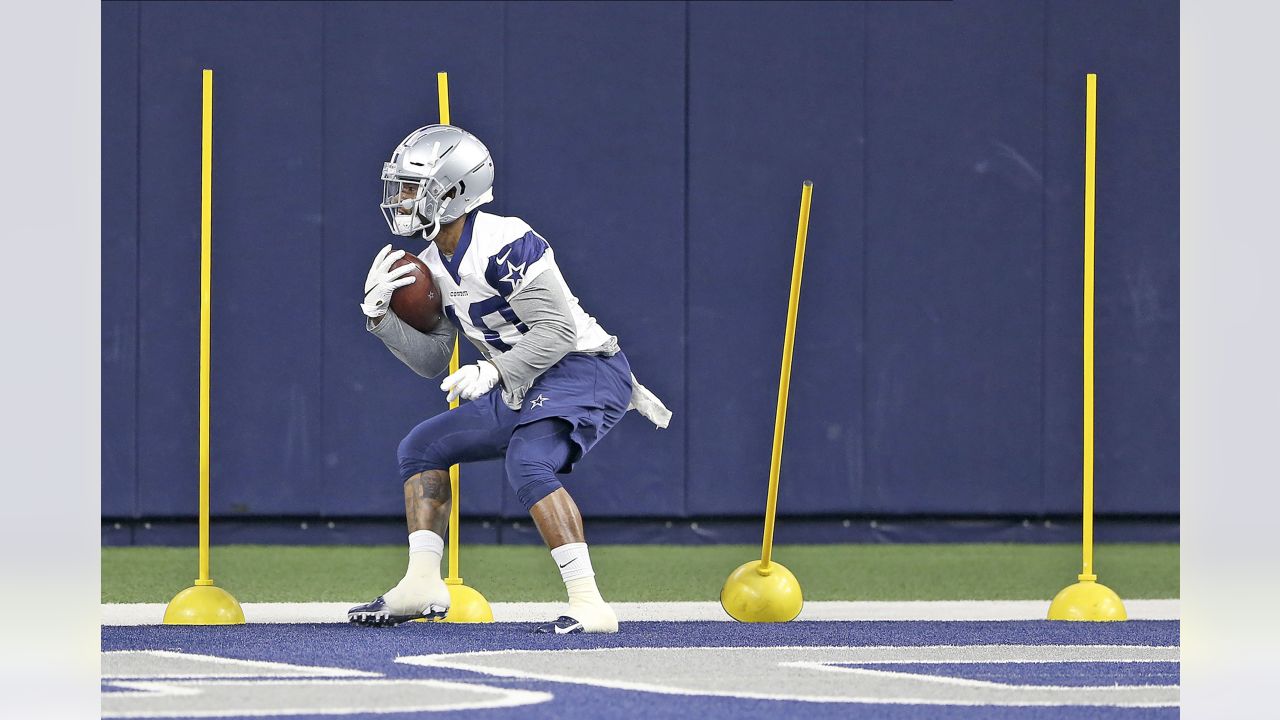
[406,529,444,582]
[383,530,447,612]
[551,542,596,584]
[551,543,616,632]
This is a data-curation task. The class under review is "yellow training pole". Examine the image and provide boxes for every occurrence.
[432,71,492,623]
[198,68,214,587]
[760,180,813,570]
[1048,73,1126,621]
[719,181,812,622]
[437,71,450,126]
[438,71,463,586]
[164,69,244,624]
[1081,71,1097,584]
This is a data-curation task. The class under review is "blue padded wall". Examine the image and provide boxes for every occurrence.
[862,0,1046,514]
[1041,0,1179,514]
[102,0,139,518]
[134,2,325,517]
[318,1,508,518]
[499,1,687,518]
[686,1,866,516]
[102,1,1179,522]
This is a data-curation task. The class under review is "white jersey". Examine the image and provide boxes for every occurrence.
[420,210,614,359]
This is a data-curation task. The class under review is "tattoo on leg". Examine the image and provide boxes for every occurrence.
[404,469,452,536]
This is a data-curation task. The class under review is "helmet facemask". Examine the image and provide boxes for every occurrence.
[379,125,495,242]
[380,164,452,240]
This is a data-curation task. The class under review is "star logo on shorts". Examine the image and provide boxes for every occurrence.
[529,394,549,408]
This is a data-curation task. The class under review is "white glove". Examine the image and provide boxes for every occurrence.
[440,361,501,402]
[360,244,417,318]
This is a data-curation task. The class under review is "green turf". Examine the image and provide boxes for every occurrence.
[101,543,1177,603]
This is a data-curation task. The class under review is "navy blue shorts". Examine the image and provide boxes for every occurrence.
[397,351,633,481]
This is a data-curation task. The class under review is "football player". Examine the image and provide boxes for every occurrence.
[348,125,670,634]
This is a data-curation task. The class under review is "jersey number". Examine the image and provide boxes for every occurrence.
[445,296,528,352]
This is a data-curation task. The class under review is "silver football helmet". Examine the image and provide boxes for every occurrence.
[380,124,495,240]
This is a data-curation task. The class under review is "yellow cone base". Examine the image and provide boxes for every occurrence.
[720,560,803,623]
[438,582,493,623]
[163,583,245,625]
[1047,579,1128,621]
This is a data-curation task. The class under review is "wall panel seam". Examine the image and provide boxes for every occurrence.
[132,0,142,519]
[502,0,510,216]
[681,0,691,518]
[319,2,328,515]
[858,2,869,511]
[1039,0,1049,514]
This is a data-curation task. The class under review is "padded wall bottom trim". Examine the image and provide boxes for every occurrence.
[102,515,1178,546]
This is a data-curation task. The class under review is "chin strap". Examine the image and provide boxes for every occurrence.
[418,201,443,241]
[418,185,461,241]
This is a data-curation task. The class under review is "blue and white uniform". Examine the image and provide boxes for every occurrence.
[369,210,669,510]
[420,210,617,408]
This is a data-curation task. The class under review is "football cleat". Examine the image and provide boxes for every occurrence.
[347,596,448,627]
[534,615,585,634]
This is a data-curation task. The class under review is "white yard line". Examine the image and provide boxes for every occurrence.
[101,599,1179,626]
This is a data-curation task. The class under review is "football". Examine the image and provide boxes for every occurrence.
[389,251,444,333]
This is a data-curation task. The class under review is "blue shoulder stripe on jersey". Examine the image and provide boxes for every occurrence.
[484,231,550,297]
[440,212,476,285]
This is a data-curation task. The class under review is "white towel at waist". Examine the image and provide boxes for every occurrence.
[627,375,671,429]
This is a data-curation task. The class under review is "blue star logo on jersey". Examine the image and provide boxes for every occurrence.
[530,394,549,408]
[499,260,526,289]
[485,233,548,297]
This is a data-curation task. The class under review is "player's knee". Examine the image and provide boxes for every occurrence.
[397,431,452,483]
[505,434,564,511]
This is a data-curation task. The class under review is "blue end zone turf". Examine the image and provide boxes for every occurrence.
[102,621,1178,719]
